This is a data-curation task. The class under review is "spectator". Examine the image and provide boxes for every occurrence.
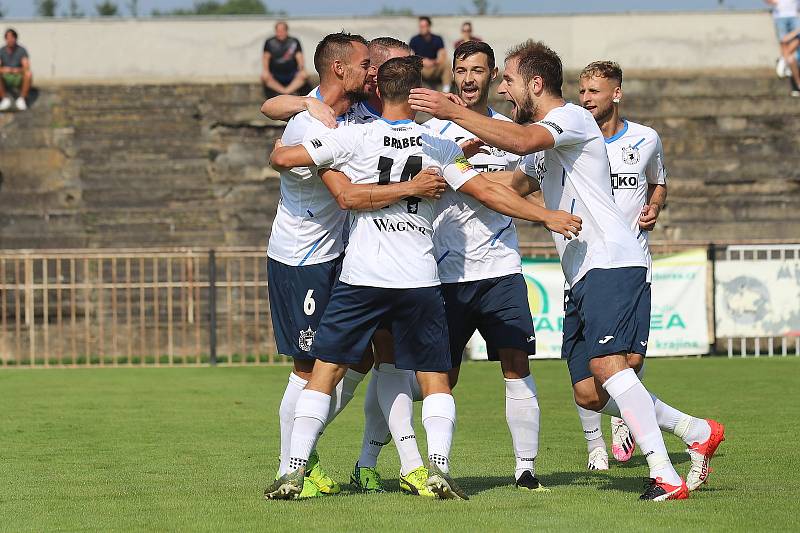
[409,16,452,92]
[0,28,32,111]
[765,0,800,95]
[261,21,309,98]
[453,21,482,49]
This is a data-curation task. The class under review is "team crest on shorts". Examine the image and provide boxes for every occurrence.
[622,145,640,165]
[298,327,316,351]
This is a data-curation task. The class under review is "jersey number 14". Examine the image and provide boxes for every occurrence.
[377,155,422,213]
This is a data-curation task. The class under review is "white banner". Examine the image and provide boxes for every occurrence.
[715,260,800,337]
[469,249,710,359]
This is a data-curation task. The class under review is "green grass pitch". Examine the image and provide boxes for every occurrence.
[0,358,798,531]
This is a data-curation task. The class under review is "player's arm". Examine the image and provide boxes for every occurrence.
[319,168,445,211]
[260,94,337,128]
[410,88,555,155]
[483,168,540,197]
[639,135,668,231]
[269,141,314,172]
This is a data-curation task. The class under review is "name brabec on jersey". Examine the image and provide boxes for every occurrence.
[519,103,646,286]
[604,119,667,282]
[303,118,478,289]
[266,87,379,267]
[426,110,522,284]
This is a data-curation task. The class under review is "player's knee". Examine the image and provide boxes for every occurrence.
[627,353,644,373]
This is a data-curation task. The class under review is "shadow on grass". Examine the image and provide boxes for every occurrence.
[611,451,693,469]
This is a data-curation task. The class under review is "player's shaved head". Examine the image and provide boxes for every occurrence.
[313,32,369,77]
[580,60,623,86]
[369,37,411,66]
[378,56,423,104]
[506,40,563,97]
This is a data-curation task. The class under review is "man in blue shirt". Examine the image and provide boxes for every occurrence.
[409,17,451,93]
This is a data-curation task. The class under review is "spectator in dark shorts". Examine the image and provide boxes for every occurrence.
[0,28,32,111]
[453,21,482,49]
[409,16,452,92]
[261,21,309,98]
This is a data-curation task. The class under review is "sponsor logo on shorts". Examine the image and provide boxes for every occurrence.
[611,172,638,189]
[298,327,315,351]
[309,139,322,149]
[527,335,536,342]
[640,341,648,347]
[538,120,564,134]
[598,335,614,344]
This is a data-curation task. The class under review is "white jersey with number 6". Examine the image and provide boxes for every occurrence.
[425,109,522,283]
[266,87,379,267]
[605,119,667,282]
[303,118,479,288]
[519,103,646,286]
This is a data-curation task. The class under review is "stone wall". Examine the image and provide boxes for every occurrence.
[1,73,799,251]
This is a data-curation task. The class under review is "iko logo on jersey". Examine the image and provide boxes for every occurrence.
[298,327,316,351]
[611,173,638,190]
[622,145,640,165]
[372,218,427,234]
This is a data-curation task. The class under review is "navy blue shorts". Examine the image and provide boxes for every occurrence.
[632,282,651,356]
[267,256,341,360]
[311,283,451,372]
[561,267,648,385]
[442,273,536,367]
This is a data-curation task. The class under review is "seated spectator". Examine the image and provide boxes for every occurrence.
[409,16,452,92]
[261,21,309,98]
[766,0,800,95]
[453,21,482,49]
[0,28,32,111]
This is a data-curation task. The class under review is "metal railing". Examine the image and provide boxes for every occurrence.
[0,248,284,367]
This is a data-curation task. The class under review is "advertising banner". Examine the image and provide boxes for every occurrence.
[715,260,800,337]
[468,249,710,359]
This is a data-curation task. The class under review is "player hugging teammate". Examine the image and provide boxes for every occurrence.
[260,31,724,502]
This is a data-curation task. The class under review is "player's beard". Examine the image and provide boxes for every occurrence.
[346,86,371,103]
[513,92,537,125]
[592,100,614,124]
[459,80,489,108]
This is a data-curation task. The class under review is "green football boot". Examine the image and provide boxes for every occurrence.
[306,451,341,494]
[426,463,469,500]
[350,462,386,493]
[399,466,436,497]
[264,468,305,500]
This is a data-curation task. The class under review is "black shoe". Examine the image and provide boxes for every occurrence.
[639,477,688,501]
[515,471,549,492]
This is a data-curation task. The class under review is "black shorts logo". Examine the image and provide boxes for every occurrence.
[310,139,322,149]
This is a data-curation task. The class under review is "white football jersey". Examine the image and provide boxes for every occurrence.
[266,87,379,266]
[303,118,479,288]
[605,119,667,282]
[519,103,646,286]
[426,109,522,283]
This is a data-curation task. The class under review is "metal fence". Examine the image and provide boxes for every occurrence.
[0,248,285,367]
[1,241,797,367]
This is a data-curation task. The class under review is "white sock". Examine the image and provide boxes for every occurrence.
[278,372,307,475]
[575,403,605,453]
[422,393,456,474]
[600,397,621,417]
[603,368,681,485]
[609,364,645,427]
[326,368,366,425]
[376,363,423,475]
[288,389,330,473]
[505,376,541,480]
[358,369,391,468]
[649,393,711,446]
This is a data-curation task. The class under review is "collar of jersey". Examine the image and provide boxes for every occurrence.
[314,87,347,123]
[362,101,381,117]
[605,119,628,144]
[378,117,414,125]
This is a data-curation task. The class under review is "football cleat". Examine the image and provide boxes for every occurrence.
[611,417,636,462]
[587,447,610,471]
[639,477,689,501]
[351,462,386,493]
[426,463,469,500]
[400,466,436,497]
[306,450,341,494]
[686,419,725,491]
[515,470,550,492]
[264,468,306,500]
